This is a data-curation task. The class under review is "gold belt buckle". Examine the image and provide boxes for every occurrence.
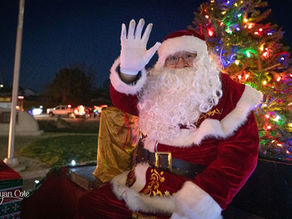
[155,152,172,172]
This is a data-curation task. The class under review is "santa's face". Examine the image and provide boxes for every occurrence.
[137,52,222,144]
[164,51,198,69]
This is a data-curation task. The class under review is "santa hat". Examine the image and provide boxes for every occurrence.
[155,30,208,68]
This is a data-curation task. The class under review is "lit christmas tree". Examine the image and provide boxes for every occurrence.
[188,0,292,161]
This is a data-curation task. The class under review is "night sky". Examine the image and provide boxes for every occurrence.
[0,0,291,92]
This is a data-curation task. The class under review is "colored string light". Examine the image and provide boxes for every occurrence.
[273,115,281,122]
[208,29,214,36]
[248,23,255,29]
[246,51,251,57]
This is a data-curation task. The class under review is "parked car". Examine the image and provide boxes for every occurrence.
[46,105,73,117]
[29,106,43,116]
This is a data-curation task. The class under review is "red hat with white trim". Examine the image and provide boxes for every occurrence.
[155,30,208,68]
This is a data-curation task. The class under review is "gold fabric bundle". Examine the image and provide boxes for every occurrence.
[93,107,139,183]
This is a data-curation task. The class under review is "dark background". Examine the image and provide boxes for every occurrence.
[0,0,291,92]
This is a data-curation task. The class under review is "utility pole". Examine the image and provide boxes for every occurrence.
[4,0,25,167]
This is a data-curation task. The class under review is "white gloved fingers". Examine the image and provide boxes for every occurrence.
[120,23,127,42]
[135,18,145,40]
[119,19,158,75]
[145,41,161,63]
[127,19,136,40]
[141,23,153,45]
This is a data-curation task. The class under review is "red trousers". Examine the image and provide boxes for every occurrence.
[77,183,170,219]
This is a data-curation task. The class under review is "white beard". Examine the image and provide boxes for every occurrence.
[138,64,222,144]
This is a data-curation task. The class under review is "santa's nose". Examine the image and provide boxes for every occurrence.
[176,57,186,68]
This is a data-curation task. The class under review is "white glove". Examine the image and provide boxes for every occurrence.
[120,18,161,75]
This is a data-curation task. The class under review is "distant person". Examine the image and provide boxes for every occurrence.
[78,18,262,219]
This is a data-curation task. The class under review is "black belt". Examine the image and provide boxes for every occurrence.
[136,146,206,178]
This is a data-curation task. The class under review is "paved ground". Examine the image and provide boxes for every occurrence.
[13,156,50,191]
[14,149,97,191]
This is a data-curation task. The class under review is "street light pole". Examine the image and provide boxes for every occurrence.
[4,0,25,167]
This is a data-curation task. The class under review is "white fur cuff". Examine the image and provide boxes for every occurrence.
[111,165,175,214]
[110,57,147,95]
[171,181,222,219]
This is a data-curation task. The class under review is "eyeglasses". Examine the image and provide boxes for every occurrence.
[165,52,198,66]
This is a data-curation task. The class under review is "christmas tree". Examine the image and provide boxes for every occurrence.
[188,0,292,161]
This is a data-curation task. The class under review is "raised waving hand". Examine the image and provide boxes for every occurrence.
[120,18,161,75]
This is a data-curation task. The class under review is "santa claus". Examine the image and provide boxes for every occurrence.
[78,18,262,219]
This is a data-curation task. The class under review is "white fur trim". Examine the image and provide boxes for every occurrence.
[155,35,207,68]
[143,84,262,150]
[110,57,147,95]
[171,181,222,219]
[131,163,149,192]
[111,171,129,200]
[192,84,263,145]
[111,163,175,214]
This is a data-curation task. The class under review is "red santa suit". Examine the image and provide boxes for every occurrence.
[78,31,262,219]
[109,31,262,219]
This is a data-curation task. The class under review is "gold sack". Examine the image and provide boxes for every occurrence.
[93,107,139,183]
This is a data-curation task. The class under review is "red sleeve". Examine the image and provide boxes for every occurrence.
[110,83,139,116]
[193,112,259,209]
[193,74,260,209]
